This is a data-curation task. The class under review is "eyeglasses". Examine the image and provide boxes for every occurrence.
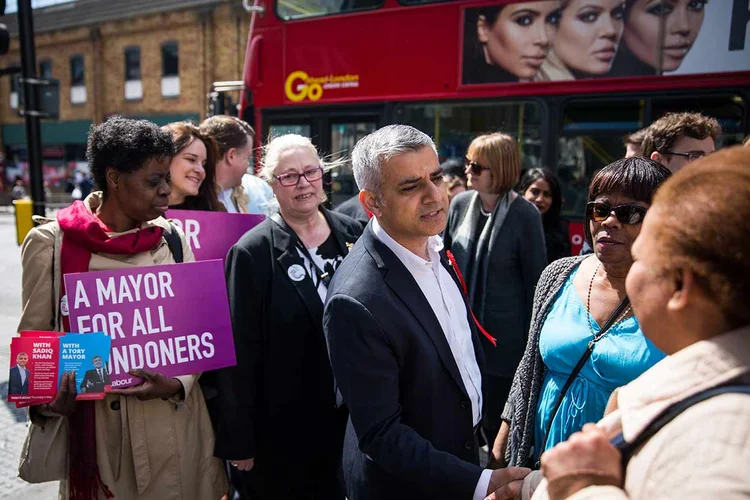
[274,167,324,187]
[660,150,705,162]
[587,202,647,225]
[465,157,490,176]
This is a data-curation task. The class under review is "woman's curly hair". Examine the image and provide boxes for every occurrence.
[87,115,175,195]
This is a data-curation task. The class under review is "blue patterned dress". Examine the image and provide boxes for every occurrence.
[533,266,665,460]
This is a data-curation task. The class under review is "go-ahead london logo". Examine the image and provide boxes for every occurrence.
[284,71,360,102]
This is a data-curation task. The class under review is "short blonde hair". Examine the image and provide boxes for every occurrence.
[467,133,520,194]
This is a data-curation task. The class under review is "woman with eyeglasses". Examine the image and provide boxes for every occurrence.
[213,134,363,500]
[443,133,548,450]
[490,157,671,470]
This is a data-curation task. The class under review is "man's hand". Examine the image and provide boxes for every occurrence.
[107,369,183,401]
[540,424,622,500]
[230,458,254,472]
[485,466,531,500]
[40,371,77,417]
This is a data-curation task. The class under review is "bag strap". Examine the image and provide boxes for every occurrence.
[538,297,631,461]
[163,223,184,263]
[612,383,750,468]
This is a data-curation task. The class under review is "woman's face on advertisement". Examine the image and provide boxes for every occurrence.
[624,0,707,72]
[478,1,562,79]
[554,0,626,75]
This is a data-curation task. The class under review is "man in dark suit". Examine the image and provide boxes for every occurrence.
[324,125,530,500]
[80,355,110,393]
[9,352,30,395]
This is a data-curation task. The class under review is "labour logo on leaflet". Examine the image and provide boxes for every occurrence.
[287,264,307,282]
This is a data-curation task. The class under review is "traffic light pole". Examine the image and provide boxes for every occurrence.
[17,0,45,217]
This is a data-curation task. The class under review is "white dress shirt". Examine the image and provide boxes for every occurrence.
[218,188,238,213]
[372,218,492,500]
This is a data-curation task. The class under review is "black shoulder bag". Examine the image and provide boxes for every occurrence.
[536,297,631,467]
[611,383,750,468]
[163,223,184,263]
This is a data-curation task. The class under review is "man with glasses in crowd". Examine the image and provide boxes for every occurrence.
[642,112,721,173]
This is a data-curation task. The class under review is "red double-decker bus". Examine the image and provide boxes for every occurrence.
[223,0,749,253]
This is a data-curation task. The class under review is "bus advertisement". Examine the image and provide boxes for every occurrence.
[229,0,750,253]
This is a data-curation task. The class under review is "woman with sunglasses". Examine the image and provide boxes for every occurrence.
[443,133,548,450]
[490,157,671,469]
[214,134,363,499]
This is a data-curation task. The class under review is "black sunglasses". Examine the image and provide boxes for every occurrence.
[464,157,490,176]
[587,202,647,225]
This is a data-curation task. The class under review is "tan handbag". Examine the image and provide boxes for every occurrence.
[18,221,70,483]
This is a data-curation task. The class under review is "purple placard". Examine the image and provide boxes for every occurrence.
[64,260,236,388]
[166,209,265,261]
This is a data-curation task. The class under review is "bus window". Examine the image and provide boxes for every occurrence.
[277,0,383,20]
[651,94,747,148]
[396,100,545,172]
[269,124,311,137]
[330,121,377,206]
[556,98,646,219]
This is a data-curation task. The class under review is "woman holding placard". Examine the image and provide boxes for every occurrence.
[164,121,224,212]
[18,116,228,500]
[215,134,363,499]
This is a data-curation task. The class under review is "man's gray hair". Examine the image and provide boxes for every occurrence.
[351,125,437,192]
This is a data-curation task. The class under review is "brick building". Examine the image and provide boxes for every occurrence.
[0,0,250,190]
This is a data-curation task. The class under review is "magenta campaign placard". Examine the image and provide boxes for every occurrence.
[166,209,265,261]
[63,260,236,388]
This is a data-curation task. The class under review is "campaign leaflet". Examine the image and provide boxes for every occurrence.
[7,335,60,404]
[8,331,112,405]
[59,332,112,401]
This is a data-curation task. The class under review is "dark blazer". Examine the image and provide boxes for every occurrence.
[9,365,29,395]
[324,223,486,500]
[80,367,110,393]
[214,208,363,492]
[444,193,547,378]
[334,195,369,226]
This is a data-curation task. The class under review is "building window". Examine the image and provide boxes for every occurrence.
[70,54,86,104]
[39,59,53,79]
[161,41,179,97]
[124,46,142,100]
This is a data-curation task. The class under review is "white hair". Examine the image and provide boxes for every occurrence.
[351,125,437,193]
[259,133,321,184]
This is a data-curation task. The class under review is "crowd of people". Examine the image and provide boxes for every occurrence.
[16,109,750,500]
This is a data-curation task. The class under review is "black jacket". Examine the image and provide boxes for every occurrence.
[334,195,369,227]
[444,193,547,378]
[9,365,29,395]
[324,223,486,500]
[214,208,363,462]
[80,367,110,393]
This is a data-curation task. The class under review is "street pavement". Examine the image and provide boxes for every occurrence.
[0,212,59,498]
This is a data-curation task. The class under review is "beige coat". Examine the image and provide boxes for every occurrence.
[19,193,228,500]
[531,326,750,500]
